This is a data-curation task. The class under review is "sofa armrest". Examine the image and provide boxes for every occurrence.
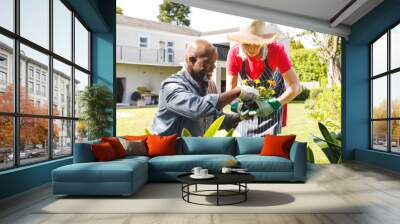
[289,141,307,181]
[73,140,100,163]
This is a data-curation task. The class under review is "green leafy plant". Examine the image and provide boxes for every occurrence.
[79,84,114,140]
[305,86,341,132]
[310,122,342,164]
[181,115,234,137]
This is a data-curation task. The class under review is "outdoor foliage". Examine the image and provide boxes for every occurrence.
[305,86,341,133]
[290,48,327,82]
[294,88,310,101]
[158,0,191,26]
[0,85,59,149]
[299,32,341,87]
[79,84,114,140]
[116,6,123,15]
[310,122,342,164]
[181,115,235,137]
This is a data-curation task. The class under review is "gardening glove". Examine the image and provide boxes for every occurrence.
[255,98,282,118]
[230,101,256,120]
[238,85,259,101]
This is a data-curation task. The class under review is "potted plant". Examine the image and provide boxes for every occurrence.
[79,84,114,140]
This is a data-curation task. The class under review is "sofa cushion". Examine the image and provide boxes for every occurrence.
[260,134,296,159]
[147,134,177,157]
[149,154,235,172]
[236,137,263,155]
[101,137,127,158]
[53,158,147,183]
[236,155,293,172]
[179,137,236,155]
[91,142,118,161]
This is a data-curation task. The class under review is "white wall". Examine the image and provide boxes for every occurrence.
[117,25,198,66]
[117,63,181,104]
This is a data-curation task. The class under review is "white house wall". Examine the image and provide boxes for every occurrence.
[117,24,199,66]
[117,63,181,104]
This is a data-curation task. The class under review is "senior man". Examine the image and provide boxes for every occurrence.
[151,39,258,136]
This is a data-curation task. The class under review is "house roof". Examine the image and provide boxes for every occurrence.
[172,0,384,37]
[117,14,202,36]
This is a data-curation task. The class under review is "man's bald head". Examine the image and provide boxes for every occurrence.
[185,39,217,85]
[185,39,216,59]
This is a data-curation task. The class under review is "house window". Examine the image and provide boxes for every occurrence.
[28,81,34,94]
[0,0,91,170]
[0,71,6,85]
[167,41,174,63]
[370,23,400,154]
[139,36,148,48]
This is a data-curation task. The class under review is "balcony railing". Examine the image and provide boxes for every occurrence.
[116,45,177,65]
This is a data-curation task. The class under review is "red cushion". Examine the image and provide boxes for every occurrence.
[260,134,296,159]
[146,134,177,157]
[124,135,148,142]
[91,142,118,161]
[101,137,126,158]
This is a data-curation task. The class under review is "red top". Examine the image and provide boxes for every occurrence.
[227,42,292,79]
[227,42,291,127]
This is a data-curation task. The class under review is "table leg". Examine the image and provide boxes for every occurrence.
[195,184,198,192]
[245,183,247,201]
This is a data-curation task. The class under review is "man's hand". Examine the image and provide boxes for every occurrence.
[230,101,256,120]
[255,98,282,117]
[238,85,259,101]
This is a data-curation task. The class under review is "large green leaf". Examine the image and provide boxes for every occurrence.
[181,128,192,137]
[306,146,315,163]
[203,115,225,137]
[317,122,343,163]
[225,128,234,137]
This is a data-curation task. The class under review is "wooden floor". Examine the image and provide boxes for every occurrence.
[1,162,400,224]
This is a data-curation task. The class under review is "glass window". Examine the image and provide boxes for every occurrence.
[53,59,72,117]
[0,35,14,113]
[391,120,400,153]
[53,119,72,158]
[372,121,388,151]
[53,0,72,60]
[74,69,89,118]
[0,0,14,31]
[391,72,400,118]
[20,0,49,49]
[372,76,387,119]
[0,116,14,169]
[19,117,49,165]
[140,37,148,48]
[20,44,49,115]
[391,24,400,70]
[74,18,89,70]
[372,34,387,76]
[75,120,88,143]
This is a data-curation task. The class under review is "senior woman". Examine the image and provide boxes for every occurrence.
[227,20,302,136]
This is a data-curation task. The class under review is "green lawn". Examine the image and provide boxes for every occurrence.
[117,102,329,163]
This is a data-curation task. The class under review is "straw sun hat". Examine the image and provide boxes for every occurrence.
[227,20,277,45]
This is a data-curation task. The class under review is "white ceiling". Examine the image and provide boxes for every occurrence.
[172,0,384,37]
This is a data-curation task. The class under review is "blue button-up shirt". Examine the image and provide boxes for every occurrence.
[151,69,234,136]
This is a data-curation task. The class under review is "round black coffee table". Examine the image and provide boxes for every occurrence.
[177,173,255,206]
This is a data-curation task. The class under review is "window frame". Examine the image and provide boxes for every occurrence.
[370,20,400,154]
[0,0,92,171]
[138,36,148,48]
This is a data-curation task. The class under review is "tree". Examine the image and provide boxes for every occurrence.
[290,41,327,82]
[116,6,123,15]
[0,85,59,150]
[290,39,304,50]
[158,0,191,26]
[300,32,341,88]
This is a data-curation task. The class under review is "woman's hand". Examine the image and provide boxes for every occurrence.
[255,99,282,117]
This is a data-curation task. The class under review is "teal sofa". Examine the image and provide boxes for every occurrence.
[52,137,306,196]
